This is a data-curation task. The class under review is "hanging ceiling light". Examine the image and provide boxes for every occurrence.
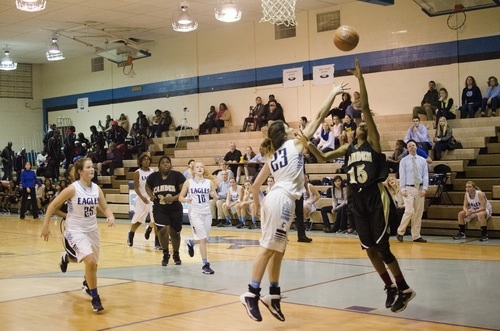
[215,0,242,23]
[0,49,18,71]
[46,35,64,61]
[48,36,61,54]
[172,1,198,32]
[16,0,47,12]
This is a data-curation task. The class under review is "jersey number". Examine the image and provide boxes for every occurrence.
[195,195,206,203]
[348,164,368,185]
[84,206,96,217]
[270,149,288,172]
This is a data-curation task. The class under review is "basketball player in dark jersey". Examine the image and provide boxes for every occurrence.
[146,155,186,267]
[299,59,416,313]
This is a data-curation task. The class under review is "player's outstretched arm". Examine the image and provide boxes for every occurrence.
[347,59,381,153]
[296,131,348,162]
[302,81,349,139]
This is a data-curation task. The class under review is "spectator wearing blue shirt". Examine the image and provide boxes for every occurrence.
[211,171,231,226]
[404,117,433,155]
[480,76,500,117]
[19,161,42,220]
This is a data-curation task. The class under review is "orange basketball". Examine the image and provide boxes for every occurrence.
[334,25,359,52]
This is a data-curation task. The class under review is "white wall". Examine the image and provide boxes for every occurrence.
[3,1,499,143]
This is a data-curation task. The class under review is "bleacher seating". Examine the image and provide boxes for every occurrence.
[96,114,500,239]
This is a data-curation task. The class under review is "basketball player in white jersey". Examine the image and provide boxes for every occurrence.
[454,180,492,241]
[128,154,155,247]
[179,162,218,274]
[41,158,115,313]
[240,80,348,322]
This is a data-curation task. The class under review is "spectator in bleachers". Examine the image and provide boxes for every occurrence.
[150,109,163,137]
[77,132,90,147]
[432,117,453,161]
[100,142,123,176]
[199,106,217,135]
[211,170,230,225]
[460,76,482,118]
[90,125,106,150]
[14,148,27,185]
[298,116,308,131]
[345,91,362,125]
[160,111,174,137]
[1,142,15,181]
[98,115,113,132]
[241,97,264,132]
[453,181,492,242]
[183,159,195,179]
[320,175,347,233]
[265,100,285,127]
[40,178,56,214]
[43,124,56,152]
[63,126,76,170]
[46,130,62,179]
[317,122,336,154]
[128,129,148,157]
[412,80,440,121]
[248,146,266,181]
[387,140,406,175]
[404,116,433,155]
[36,150,47,176]
[240,146,257,181]
[342,114,357,143]
[106,121,128,145]
[89,144,107,165]
[434,88,456,127]
[2,181,20,213]
[303,174,320,231]
[135,111,150,136]
[117,114,130,133]
[223,142,242,182]
[331,115,343,149]
[259,95,283,128]
[480,76,499,117]
[328,92,351,120]
[215,103,231,134]
[214,160,235,182]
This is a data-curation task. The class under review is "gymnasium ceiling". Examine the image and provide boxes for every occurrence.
[0,0,358,64]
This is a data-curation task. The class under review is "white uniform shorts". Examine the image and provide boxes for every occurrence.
[464,209,492,223]
[189,212,212,240]
[259,188,295,253]
[131,197,154,224]
[304,201,317,213]
[64,228,100,263]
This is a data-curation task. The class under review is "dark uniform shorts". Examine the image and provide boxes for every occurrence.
[153,206,183,233]
[352,182,390,249]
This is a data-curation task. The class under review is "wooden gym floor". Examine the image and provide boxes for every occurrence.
[1,214,499,331]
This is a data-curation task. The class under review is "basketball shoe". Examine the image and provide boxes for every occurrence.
[384,284,398,308]
[202,263,214,274]
[240,286,262,322]
[91,295,104,312]
[59,252,69,273]
[391,288,416,313]
[260,287,285,321]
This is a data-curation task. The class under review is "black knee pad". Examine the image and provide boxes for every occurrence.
[377,242,395,264]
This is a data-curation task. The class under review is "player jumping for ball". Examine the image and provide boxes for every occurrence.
[299,59,416,313]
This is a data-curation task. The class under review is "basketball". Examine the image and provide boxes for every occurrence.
[333,25,359,52]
